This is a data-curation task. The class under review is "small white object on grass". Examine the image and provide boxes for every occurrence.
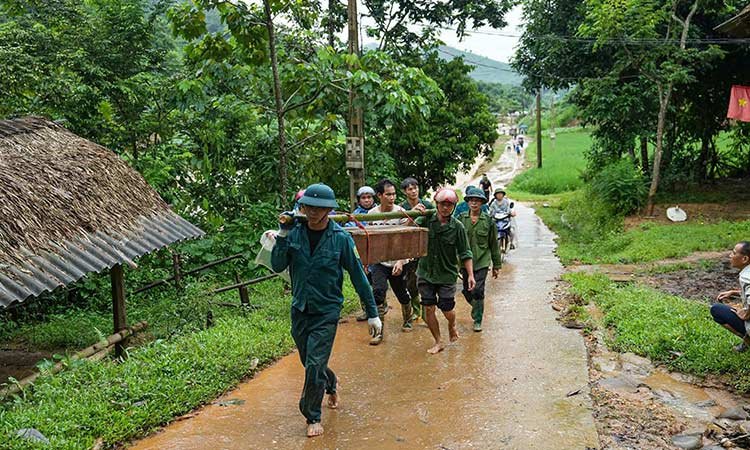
[666,206,687,222]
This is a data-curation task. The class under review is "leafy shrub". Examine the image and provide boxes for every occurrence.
[590,159,647,214]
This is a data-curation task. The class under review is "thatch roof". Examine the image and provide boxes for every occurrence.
[715,4,750,37]
[0,117,204,307]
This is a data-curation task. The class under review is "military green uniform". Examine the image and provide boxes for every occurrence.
[271,220,376,425]
[415,214,472,311]
[457,211,502,326]
[401,198,434,320]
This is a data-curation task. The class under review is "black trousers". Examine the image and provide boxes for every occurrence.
[370,263,411,311]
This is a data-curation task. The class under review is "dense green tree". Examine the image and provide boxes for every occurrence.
[370,53,499,189]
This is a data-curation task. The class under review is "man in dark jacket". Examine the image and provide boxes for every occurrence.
[271,183,381,437]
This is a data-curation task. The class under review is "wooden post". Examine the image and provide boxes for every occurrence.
[236,273,250,305]
[111,265,127,358]
[172,252,182,292]
[346,0,365,209]
[536,89,542,169]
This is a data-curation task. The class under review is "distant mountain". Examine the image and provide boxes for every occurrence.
[436,46,523,86]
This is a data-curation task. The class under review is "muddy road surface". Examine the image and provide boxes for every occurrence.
[132,204,597,450]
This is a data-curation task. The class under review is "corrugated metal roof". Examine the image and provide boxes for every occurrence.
[715,4,750,37]
[0,210,204,308]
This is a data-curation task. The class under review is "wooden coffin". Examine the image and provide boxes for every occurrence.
[345,225,428,265]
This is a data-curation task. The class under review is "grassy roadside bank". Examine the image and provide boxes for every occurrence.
[1,279,360,449]
[511,127,750,395]
[564,272,750,393]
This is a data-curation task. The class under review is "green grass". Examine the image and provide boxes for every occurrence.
[565,272,750,392]
[1,277,361,449]
[509,129,591,196]
[540,199,750,264]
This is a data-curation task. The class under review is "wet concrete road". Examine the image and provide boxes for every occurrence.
[132,204,598,450]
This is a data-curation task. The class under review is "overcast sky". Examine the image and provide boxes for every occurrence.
[357,4,524,64]
[436,5,523,64]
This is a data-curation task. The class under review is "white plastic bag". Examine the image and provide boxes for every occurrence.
[254,230,290,282]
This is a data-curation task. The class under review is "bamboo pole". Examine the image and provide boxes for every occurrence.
[1,321,149,399]
[212,274,279,294]
[133,253,245,294]
[280,208,435,225]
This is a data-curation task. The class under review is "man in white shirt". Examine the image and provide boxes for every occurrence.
[711,241,750,352]
[367,179,413,344]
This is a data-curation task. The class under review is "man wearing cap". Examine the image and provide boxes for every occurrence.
[457,187,502,332]
[271,183,382,438]
[416,188,475,354]
[453,185,489,217]
[400,177,432,323]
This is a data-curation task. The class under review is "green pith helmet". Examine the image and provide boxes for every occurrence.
[298,183,339,209]
[464,187,488,203]
[494,187,506,196]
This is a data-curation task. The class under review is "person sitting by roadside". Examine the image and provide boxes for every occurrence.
[711,241,750,352]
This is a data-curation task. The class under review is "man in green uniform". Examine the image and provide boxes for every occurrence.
[416,188,475,354]
[400,177,432,323]
[271,183,382,438]
[456,187,502,332]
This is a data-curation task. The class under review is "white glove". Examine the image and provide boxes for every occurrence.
[367,317,382,336]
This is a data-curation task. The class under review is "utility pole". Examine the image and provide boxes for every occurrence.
[536,89,542,169]
[345,0,365,209]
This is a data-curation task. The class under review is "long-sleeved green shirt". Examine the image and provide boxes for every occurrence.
[401,198,434,211]
[457,211,502,270]
[415,214,473,284]
[271,220,377,318]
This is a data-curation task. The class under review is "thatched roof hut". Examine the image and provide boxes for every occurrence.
[715,4,750,37]
[0,117,204,308]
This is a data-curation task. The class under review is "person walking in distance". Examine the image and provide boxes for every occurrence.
[271,183,382,437]
[416,188,474,354]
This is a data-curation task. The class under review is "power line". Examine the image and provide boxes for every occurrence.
[436,25,750,45]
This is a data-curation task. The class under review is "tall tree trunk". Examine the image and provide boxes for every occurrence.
[647,84,672,215]
[645,0,699,215]
[536,90,542,168]
[640,136,649,175]
[263,0,288,198]
[327,0,336,48]
[697,132,710,180]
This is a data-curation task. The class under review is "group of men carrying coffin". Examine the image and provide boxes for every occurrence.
[270,179,502,437]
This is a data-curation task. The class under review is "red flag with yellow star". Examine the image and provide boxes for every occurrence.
[728,85,750,122]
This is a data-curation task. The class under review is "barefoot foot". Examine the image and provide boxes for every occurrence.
[307,422,324,437]
[449,326,460,342]
[427,342,445,354]
[327,391,339,409]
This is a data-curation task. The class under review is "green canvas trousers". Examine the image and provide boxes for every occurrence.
[291,307,339,424]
